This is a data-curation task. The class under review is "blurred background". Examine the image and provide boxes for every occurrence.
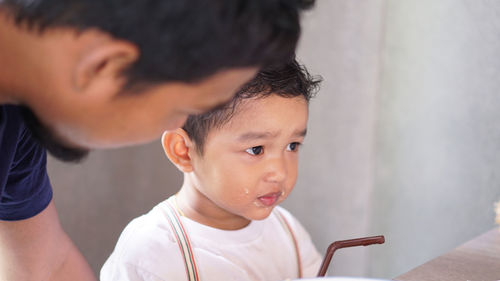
[48,0,500,279]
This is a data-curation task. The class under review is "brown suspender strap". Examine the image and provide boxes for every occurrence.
[274,208,303,278]
[164,197,200,281]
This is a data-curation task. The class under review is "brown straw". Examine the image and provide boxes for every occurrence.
[317,235,385,277]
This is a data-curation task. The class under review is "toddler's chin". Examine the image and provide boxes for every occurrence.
[246,207,275,221]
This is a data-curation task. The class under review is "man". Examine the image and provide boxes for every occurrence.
[0,0,314,280]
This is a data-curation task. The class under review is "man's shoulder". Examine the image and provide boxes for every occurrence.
[0,105,52,221]
[0,104,34,180]
[0,105,27,145]
[0,105,38,157]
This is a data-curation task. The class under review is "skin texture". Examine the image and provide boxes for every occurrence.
[162,95,308,230]
[0,201,95,281]
[0,8,256,281]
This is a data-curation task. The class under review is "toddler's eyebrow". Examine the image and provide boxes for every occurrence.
[237,131,278,142]
[295,128,307,138]
[236,128,307,142]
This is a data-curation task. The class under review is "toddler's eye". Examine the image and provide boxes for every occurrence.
[286,142,301,152]
[246,146,263,156]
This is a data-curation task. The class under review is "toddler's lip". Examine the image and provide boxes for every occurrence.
[257,191,282,207]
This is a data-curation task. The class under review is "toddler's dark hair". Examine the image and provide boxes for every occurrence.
[183,58,321,154]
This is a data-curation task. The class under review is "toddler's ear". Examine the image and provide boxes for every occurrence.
[161,129,194,173]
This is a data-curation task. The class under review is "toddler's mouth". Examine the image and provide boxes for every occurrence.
[257,191,282,207]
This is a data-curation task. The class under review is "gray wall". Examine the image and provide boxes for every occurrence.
[369,0,500,278]
[48,145,182,275]
[283,0,385,277]
[48,0,500,279]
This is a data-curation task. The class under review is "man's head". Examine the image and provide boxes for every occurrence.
[162,59,321,229]
[0,0,314,161]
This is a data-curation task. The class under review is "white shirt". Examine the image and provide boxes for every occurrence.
[101,201,322,281]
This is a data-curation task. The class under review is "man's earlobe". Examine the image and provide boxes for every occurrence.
[161,129,194,173]
[73,35,139,94]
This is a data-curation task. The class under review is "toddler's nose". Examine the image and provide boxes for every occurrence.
[264,157,287,183]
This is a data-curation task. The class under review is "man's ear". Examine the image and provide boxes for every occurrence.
[161,128,195,173]
[73,34,139,96]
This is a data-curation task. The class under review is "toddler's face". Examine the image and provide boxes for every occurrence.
[188,94,308,224]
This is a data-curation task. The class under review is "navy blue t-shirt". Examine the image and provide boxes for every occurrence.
[0,105,53,221]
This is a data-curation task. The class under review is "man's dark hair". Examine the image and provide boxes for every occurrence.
[183,58,321,154]
[2,0,315,87]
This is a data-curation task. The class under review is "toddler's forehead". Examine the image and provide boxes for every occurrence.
[212,95,308,134]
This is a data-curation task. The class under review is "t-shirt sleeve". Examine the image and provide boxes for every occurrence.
[100,214,188,281]
[0,112,53,221]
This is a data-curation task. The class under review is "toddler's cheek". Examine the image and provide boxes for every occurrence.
[232,188,253,204]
